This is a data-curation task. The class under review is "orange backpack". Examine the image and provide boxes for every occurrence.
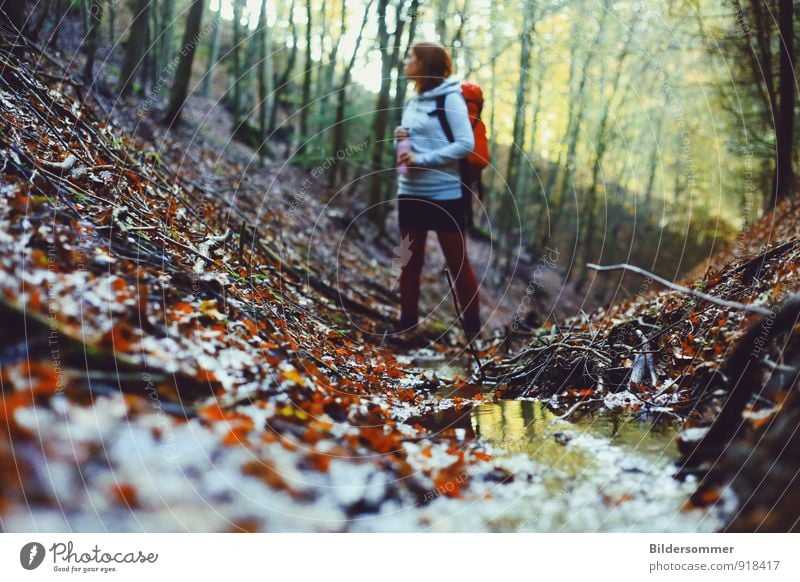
[430,82,490,227]
[460,82,490,181]
[430,82,490,183]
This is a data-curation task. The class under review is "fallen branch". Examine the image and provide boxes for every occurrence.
[587,263,772,316]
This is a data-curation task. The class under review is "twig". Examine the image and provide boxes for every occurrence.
[587,263,772,316]
[443,267,484,375]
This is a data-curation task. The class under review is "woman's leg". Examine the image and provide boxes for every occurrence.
[398,228,428,328]
[436,229,480,330]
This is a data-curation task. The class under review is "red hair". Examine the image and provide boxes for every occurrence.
[411,41,452,93]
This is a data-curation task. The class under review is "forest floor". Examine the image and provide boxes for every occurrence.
[1,32,798,532]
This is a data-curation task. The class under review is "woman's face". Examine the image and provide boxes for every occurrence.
[403,50,421,80]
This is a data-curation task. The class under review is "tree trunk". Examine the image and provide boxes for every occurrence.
[148,0,159,89]
[243,12,260,111]
[313,0,328,133]
[257,0,275,160]
[82,0,103,83]
[391,0,419,121]
[366,0,394,226]
[269,0,298,133]
[642,105,666,211]
[108,0,115,46]
[317,0,347,137]
[230,0,245,127]
[486,0,499,210]
[160,0,176,72]
[576,9,640,289]
[537,2,608,254]
[434,0,449,43]
[297,0,314,155]
[329,0,374,186]
[162,0,205,127]
[117,0,151,97]
[498,3,535,275]
[521,54,547,241]
[772,0,795,206]
[201,6,222,97]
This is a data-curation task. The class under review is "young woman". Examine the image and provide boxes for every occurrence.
[394,41,481,340]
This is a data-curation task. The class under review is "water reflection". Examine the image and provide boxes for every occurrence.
[463,400,717,531]
[472,400,681,492]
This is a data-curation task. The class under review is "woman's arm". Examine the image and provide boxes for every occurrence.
[415,92,475,166]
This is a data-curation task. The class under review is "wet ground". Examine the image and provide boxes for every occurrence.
[0,349,727,533]
[388,350,728,532]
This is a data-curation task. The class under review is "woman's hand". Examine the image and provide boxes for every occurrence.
[395,126,410,139]
[397,151,418,167]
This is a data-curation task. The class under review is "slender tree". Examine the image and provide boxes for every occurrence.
[317,0,348,136]
[486,0,499,207]
[366,0,393,226]
[297,0,314,155]
[162,0,205,127]
[269,0,299,133]
[329,0,374,186]
[108,0,116,46]
[82,0,104,83]
[575,9,641,289]
[773,0,795,205]
[434,0,449,42]
[147,0,159,89]
[243,10,261,110]
[201,5,222,97]
[257,0,275,159]
[391,0,420,120]
[160,0,176,71]
[497,2,535,275]
[536,1,609,254]
[117,0,151,97]
[229,0,246,127]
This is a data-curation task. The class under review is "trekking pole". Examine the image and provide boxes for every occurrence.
[443,267,484,376]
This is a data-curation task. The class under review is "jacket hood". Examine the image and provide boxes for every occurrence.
[413,76,462,100]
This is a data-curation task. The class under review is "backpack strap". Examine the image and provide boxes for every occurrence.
[427,92,475,219]
[429,94,455,142]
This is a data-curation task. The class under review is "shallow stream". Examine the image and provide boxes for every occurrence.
[399,350,725,532]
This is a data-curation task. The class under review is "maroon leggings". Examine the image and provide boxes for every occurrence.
[398,228,480,323]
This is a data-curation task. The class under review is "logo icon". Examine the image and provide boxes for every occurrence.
[390,233,413,289]
[20,542,46,570]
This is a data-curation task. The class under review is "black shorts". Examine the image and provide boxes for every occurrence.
[397,195,465,232]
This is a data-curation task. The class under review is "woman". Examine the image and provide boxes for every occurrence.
[393,41,481,340]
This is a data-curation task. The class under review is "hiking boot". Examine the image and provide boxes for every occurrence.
[388,314,419,336]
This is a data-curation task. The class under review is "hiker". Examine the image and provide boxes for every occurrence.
[393,41,481,340]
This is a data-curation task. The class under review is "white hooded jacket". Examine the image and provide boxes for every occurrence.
[397,76,475,201]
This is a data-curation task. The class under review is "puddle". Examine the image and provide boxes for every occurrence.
[474,400,678,464]
[462,399,724,531]
[398,355,725,531]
